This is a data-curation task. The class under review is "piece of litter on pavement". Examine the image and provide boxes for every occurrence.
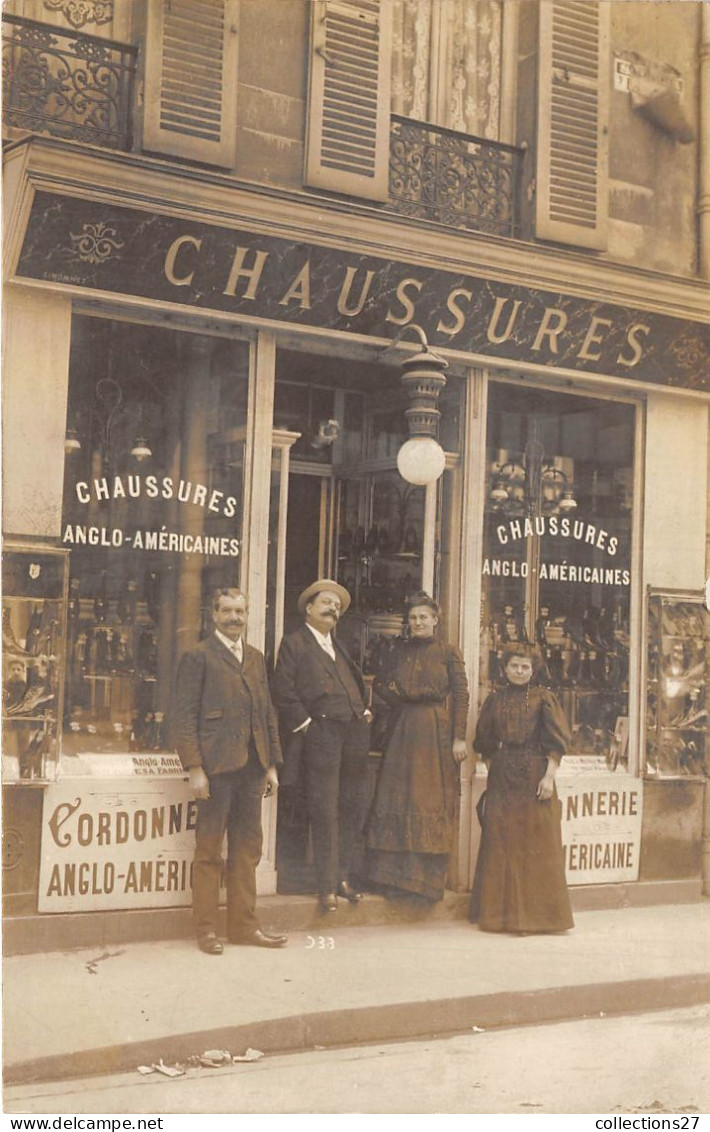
[137,1066,155,1076]
[199,1049,232,1068]
[471,1026,485,1033]
[152,1060,184,1078]
[232,1048,264,1063]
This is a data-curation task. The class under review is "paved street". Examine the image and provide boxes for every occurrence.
[5,1005,709,1116]
[6,905,710,1087]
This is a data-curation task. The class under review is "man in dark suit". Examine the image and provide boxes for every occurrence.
[272,579,371,913]
[173,588,287,954]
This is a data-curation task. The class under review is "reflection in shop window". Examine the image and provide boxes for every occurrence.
[2,546,68,781]
[60,318,249,758]
[646,594,709,778]
[481,384,636,767]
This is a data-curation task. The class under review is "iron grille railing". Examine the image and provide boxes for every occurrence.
[2,14,137,151]
[389,115,523,238]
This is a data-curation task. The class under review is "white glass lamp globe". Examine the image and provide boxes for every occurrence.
[130,437,153,462]
[397,437,446,485]
[558,489,578,512]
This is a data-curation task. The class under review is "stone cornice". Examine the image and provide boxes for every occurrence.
[4,137,710,326]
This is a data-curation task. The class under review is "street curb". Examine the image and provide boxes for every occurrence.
[5,972,710,1087]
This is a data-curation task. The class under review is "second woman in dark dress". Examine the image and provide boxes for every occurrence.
[365,594,469,901]
[469,642,574,934]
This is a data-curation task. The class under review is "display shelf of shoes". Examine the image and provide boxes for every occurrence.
[2,545,69,783]
[64,588,163,756]
[645,592,709,778]
[481,600,631,764]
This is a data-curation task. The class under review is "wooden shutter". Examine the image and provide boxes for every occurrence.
[305,0,392,201]
[143,0,238,167]
[535,1,610,249]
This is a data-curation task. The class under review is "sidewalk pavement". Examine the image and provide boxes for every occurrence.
[4,902,710,1086]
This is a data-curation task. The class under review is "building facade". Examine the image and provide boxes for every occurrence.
[2,0,709,944]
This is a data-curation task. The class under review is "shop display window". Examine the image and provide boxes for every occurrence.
[481,383,636,766]
[2,544,68,781]
[646,590,709,777]
[60,317,249,759]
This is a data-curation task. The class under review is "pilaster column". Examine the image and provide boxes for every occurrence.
[2,286,72,538]
[699,5,710,278]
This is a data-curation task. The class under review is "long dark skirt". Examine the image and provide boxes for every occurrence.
[366,848,449,901]
[366,702,457,901]
[469,752,573,933]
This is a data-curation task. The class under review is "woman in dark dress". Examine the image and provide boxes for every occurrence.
[366,593,469,901]
[470,642,574,934]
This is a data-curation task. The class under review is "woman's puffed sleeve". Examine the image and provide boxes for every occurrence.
[446,645,470,740]
[473,692,500,759]
[540,689,571,759]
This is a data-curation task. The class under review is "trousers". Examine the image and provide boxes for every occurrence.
[192,754,266,938]
[302,715,369,896]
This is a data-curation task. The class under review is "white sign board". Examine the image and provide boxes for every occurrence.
[558,774,643,885]
[58,753,185,778]
[39,777,218,912]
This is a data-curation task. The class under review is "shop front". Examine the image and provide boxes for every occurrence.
[3,161,709,944]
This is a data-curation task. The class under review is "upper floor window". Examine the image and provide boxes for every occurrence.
[391,0,502,140]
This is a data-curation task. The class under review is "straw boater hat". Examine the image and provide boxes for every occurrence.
[297,579,351,616]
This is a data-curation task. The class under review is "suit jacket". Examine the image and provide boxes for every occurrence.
[172,634,282,776]
[271,623,367,784]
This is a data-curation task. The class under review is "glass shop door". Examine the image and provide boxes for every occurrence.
[265,439,333,671]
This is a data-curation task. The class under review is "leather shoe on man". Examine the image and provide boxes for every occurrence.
[337,880,363,903]
[229,928,288,948]
[318,893,338,913]
[197,932,223,955]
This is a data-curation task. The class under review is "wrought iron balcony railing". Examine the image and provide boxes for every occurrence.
[389,115,523,239]
[2,14,137,151]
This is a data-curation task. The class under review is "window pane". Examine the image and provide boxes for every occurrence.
[481,384,635,766]
[61,318,248,758]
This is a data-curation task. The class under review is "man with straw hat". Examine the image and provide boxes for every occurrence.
[273,579,372,913]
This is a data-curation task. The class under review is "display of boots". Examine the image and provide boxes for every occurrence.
[536,606,551,647]
[24,605,43,655]
[5,680,54,717]
[145,570,161,625]
[548,646,565,685]
[94,571,108,623]
[94,628,110,674]
[117,579,138,624]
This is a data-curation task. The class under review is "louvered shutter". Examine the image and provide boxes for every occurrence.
[143,0,238,166]
[535,0,610,249]
[305,0,392,201]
